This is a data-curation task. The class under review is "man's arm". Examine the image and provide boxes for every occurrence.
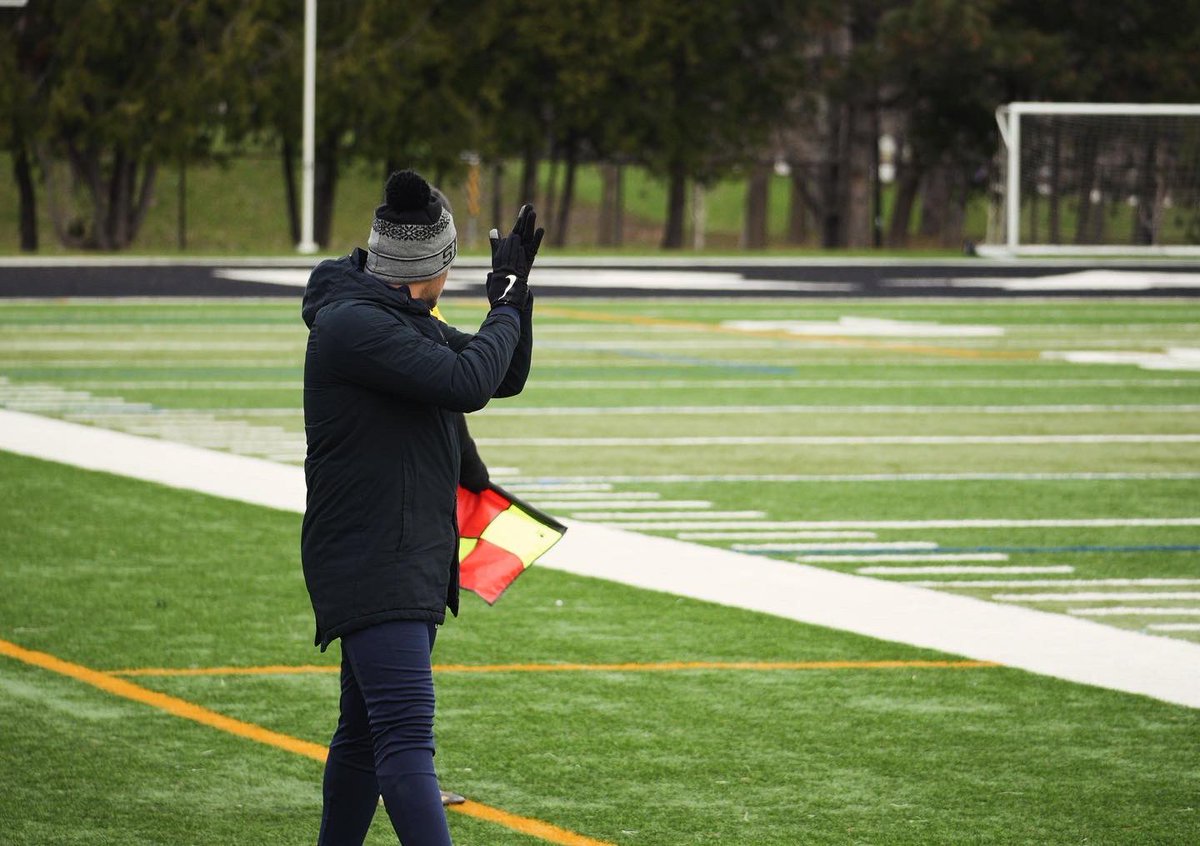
[441,294,532,398]
[320,303,520,413]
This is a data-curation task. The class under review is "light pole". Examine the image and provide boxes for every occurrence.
[297,0,319,254]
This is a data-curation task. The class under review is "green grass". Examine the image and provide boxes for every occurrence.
[0,153,982,256]
[2,294,1200,843]
[2,451,1199,845]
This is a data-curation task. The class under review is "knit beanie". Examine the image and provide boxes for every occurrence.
[365,170,458,284]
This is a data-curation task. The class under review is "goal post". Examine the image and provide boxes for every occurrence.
[984,102,1200,257]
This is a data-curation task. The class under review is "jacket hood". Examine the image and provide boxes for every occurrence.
[301,248,431,328]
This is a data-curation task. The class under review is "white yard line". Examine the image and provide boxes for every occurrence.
[505,491,655,501]
[590,518,1200,531]
[507,472,1200,483]
[907,578,1200,589]
[475,404,1200,416]
[733,541,937,552]
[2,407,1199,709]
[858,565,1074,576]
[524,378,1200,390]
[995,592,1200,602]
[1147,624,1200,632]
[1070,608,1200,617]
[677,531,878,541]
[502,483,614,493]
[541,500,709,511]
[802,554,1011,564]
[475,434,1200,447]
[576,510,765,521]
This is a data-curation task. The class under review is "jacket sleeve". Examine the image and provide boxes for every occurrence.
[442,295,532,398]
[456,415,490,492]
[320,304,521,413]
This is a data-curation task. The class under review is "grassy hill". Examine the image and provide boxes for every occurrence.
[0,153,985,257]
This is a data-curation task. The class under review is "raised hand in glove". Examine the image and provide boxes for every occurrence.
[485,204,544,310]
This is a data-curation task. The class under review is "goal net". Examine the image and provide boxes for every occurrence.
[985,103,1200,256]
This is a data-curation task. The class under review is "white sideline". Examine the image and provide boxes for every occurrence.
[2,407,1199,710]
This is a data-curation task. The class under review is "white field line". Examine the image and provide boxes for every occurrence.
[0,340,302,352]
[502,483,614,493]
[476,404,1200,416]
[677,531,878,540]
[0,359,298,369]
[1070,607,1200,617]
[995,592,1200,602]
[732,541,937,552]
[802,554,1011,564]
[906,579,1200,589]
[39,376,1200,391]
[1147,624,1200,632]
[575,518,1200,531]
[858,565,1073,576]
[540,499,704,511]
[503,491,654,501]
[0,324,304,334]
[534,340,799,350]
[66,381,304,390]
[2,408,1200,708]
[540,494,705,508]
[523,378,1200,390]
[506,472,1200,483]
[575,511,766,521]
[474,435,1200,447]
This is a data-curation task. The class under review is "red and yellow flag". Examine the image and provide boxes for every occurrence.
[456,483,567,604]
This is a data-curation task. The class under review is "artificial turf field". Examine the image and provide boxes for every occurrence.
[1,294,1198,844]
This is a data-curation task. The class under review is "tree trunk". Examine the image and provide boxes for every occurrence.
[314,137,338,248]
[662,161,687,249]
[598,162,617,246]
[127,160,157,247]
[1074,128,1099,244]
[692,182,707,250]
[13,137,38,252]
[177,159,187,251]
[519,145,538,205]
[887,164,921,247]
[282,138,301,245]
[919,167,946,240]
[542,148,559,236]
[613,163,624,246]
[490,161,504,231]
[552,139,577,248]
[843,105,873,248]
[820,106,843,247]
[1133,134,1158,245]
[1048,122,1062,243]
[786,166,808,246]
[743,162,771,249]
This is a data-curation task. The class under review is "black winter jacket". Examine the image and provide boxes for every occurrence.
[300,249,530,649]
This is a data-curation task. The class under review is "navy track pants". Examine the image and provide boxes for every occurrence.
[317,620,452,846]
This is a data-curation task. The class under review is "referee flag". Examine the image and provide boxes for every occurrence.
[456,483,567,603]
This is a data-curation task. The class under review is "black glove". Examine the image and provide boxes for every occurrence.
[489,203,545,278]
[485,269,529,310]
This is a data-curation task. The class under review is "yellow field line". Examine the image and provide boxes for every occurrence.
[110,658,1000,677]
[536,305,1040,362]
[0,638,614,846]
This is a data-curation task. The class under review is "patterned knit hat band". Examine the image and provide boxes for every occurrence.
[366,206,457,284]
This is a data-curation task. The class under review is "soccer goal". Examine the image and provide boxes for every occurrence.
[983,103,1200,256]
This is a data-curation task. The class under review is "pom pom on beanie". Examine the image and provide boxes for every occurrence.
[384,170,432,212]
